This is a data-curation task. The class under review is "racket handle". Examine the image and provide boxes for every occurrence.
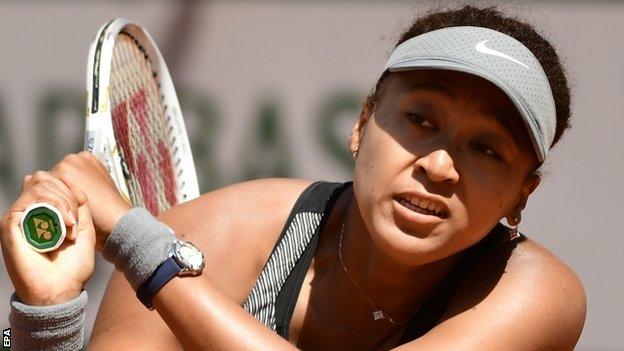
[20,203,67,253]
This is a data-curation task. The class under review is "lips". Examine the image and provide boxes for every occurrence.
[394,192,449,219]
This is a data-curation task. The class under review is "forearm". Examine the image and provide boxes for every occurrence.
[105,207,297,350]
[154,276,298,351]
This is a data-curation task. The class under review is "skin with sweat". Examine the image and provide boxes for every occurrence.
[0,68,585,350]
[288,69,543,347]
[347,69,539,266]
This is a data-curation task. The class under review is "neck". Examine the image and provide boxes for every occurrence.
[328,186,459,323]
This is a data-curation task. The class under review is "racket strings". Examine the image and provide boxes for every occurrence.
[109,33,177,216]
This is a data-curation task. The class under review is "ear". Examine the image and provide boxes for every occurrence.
[348,100,374,155]
[506,173,541,226]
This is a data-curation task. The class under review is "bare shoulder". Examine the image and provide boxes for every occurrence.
[90,178,313,350]
[159,177,315,302]
[401,235,587,351]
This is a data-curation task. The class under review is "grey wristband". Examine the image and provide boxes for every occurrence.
[9,290,87,351]
[103,207,176,291]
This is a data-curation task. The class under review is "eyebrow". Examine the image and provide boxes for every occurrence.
[402,78,526,148]
[488,108,525,147]
[404,80,457,99]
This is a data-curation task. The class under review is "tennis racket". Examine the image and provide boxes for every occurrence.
[22,18,199,252]
[84,18,199,216]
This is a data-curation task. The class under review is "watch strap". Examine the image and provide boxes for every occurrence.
[136,257,182,310]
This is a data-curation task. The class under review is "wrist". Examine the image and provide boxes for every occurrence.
[137,240,204,309]
[110,201,132,230]
[17,286,83,306]
[103,208,176,291]
[49,288,84,305]
[98,202,132,248]
[16,273,84,306]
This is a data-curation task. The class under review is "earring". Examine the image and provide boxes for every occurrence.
[352,147,359,160]
[509,216,520,241]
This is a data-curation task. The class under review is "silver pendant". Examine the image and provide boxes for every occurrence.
[372,310,385,320]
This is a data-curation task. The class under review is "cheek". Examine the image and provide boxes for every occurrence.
[454,169,520,239]
[448,174,521,262]
[353,120,409,232]
[354,118,410,182]
[353,133,388,217]
[354,127,413,203]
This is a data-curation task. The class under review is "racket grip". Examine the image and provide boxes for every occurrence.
[20,203,67,253]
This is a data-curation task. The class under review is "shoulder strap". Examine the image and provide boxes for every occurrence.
[243,180,351,332]
[274,181,352,337]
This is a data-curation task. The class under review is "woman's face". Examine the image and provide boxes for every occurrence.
[350,70,540,265]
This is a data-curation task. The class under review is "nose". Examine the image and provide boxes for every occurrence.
[414,149,459,185]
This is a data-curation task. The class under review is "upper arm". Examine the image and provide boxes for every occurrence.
[89,177,313,350]
[396,239,586,351]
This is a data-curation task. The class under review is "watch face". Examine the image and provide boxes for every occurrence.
[174,240,205,272]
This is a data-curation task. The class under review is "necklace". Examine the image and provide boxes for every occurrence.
[337,220,422,325]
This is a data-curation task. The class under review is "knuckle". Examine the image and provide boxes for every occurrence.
[51,197,68,209]
[55,162,69,172]
[33,183,51,198]
[33,170,49,182]
[32,184,45,195]
[22,174,33,187]
[62,153,76,161]
[7,211,19,223]
[57,154,77,171]
[65,192,77,205]
[57,171,72,183]
[63,201,73,212]
[82,151,97,163]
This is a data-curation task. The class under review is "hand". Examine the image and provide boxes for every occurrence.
[49,152,132,250]
[0,171,95,305]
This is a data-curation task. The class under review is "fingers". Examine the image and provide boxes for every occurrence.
[1,210,35,259]
[55,172,88,206]
[25,184,77,229]
[21,174,33,192]
[75,199,96,247]
[4,153,103,257]
[17,171,80,231]
[55,174,89,241]
[21,153,125,248]
[24,171,82,205]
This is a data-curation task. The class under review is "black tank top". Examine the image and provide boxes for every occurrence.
[243,180,522,345]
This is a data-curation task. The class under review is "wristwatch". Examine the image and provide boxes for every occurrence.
[137,239,205,310]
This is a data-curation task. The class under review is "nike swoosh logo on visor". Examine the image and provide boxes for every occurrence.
[475,39,531,70]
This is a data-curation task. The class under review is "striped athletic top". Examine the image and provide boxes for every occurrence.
[242,180,521,344]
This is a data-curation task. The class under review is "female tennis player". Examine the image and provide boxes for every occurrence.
[1,5,586,350]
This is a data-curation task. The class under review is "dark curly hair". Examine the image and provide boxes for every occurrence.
[367,5,571,150]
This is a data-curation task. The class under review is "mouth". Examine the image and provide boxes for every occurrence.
[394,193,449,219]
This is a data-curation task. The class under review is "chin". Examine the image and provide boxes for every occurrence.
[372,219,454,266]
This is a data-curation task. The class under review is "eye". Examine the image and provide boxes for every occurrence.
[471,142,501,159]
[407,113,435,130]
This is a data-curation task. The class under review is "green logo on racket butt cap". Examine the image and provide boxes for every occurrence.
[20,203,66,253]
